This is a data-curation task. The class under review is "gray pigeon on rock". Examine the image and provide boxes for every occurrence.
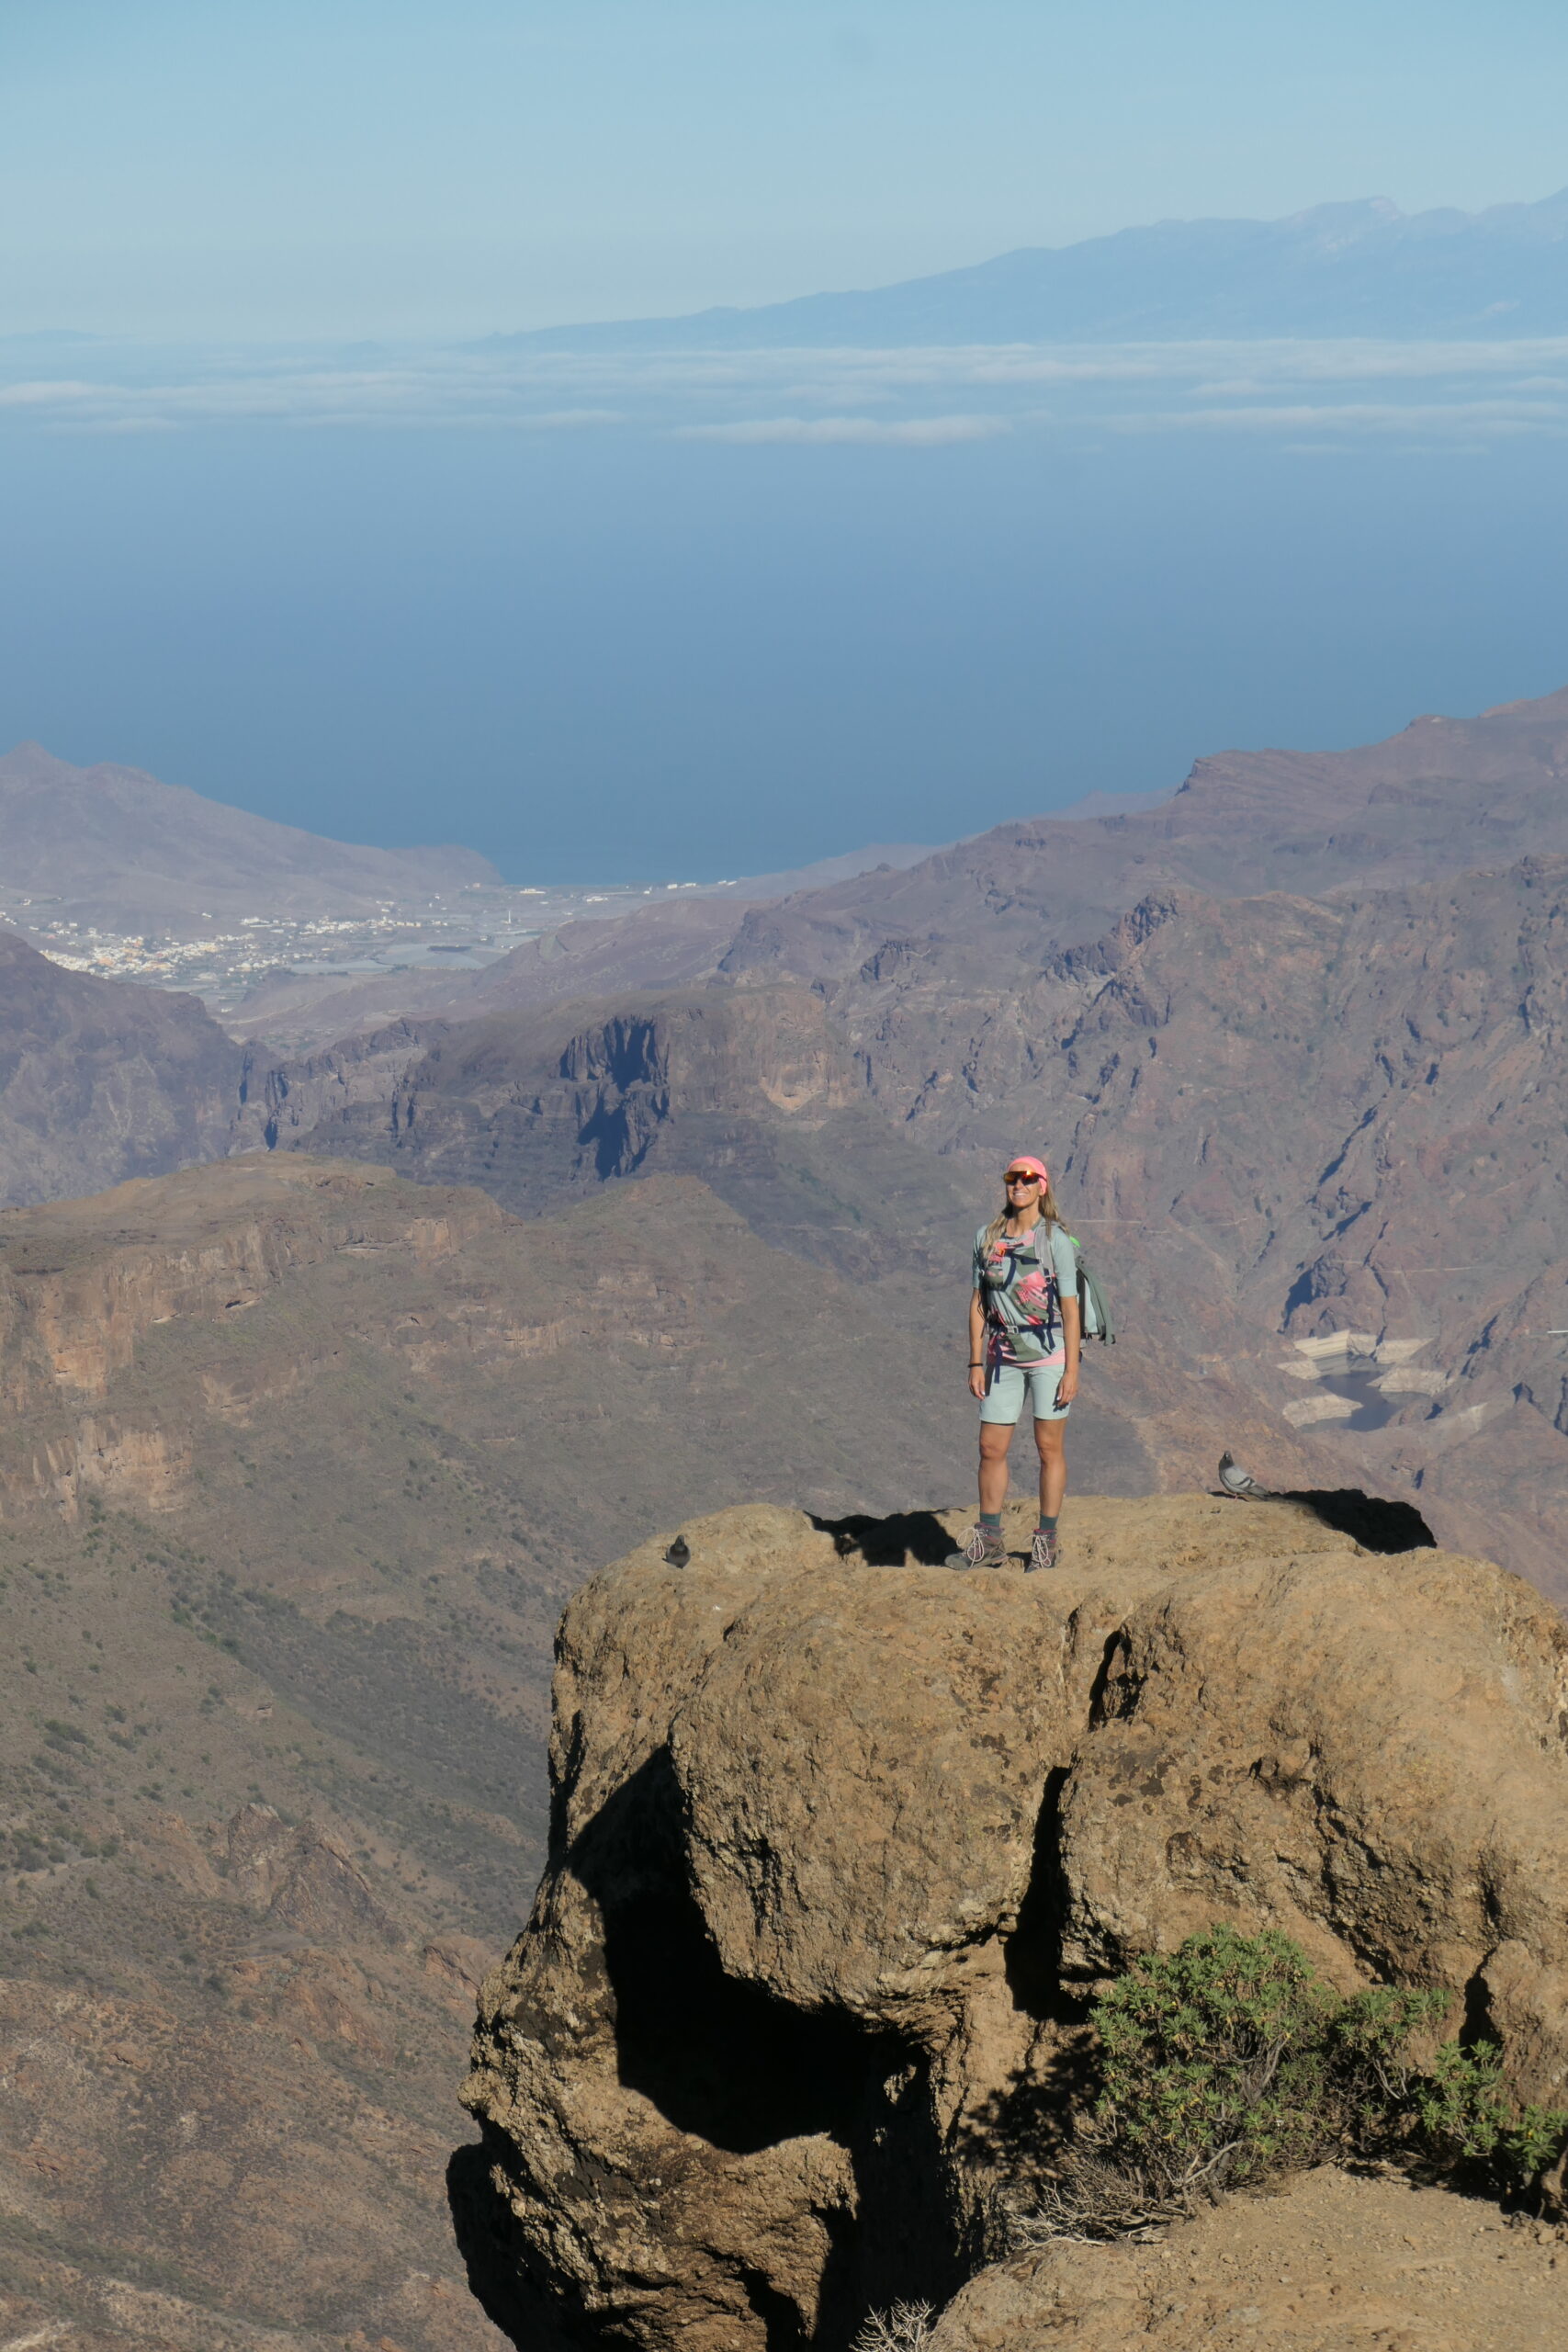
[1218,1451,1271,1499]
[664,1535,691,1567]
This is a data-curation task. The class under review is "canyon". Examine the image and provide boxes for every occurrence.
[6,684,1568,2346]
[12,689,1568,1592]
[241,847,1568,1600]
[0,1154,1003,2349]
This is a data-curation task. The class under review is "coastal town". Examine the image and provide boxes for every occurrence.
[6,876,724,1022]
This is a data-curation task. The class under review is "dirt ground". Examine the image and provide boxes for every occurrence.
[930,2165,1567,2350]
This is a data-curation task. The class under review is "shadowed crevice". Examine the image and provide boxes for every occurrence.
[571,1748,899,2157]
[447,2135,597,2352]
[1002,1765,1081,2018]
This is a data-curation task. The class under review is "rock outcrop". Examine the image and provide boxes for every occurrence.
[457,1494,1568,2351]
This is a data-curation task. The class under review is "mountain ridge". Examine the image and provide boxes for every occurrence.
[231,682,1568,1053]
[0,928,242,1202]
[0,741,500,932]
[495,189,1568,349]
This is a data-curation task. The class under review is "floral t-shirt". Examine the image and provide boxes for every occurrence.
[972,1219,1079,1367]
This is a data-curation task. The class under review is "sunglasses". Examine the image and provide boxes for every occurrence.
[1005,1172,1043,1186]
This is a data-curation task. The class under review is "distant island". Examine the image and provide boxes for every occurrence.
[496,188,1568,348]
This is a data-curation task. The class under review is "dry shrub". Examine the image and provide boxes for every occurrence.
[850,2299,938,2352]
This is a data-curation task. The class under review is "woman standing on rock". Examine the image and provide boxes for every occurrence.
[952,1155,1079,1573]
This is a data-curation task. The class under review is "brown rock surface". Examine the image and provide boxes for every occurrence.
[458,1494,1568,2350]
[928,2165,1568,2351]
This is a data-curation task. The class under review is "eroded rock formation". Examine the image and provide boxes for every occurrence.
[457,1494,1568,2350]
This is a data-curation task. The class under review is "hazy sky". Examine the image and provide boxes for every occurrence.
[5,0,1568,336]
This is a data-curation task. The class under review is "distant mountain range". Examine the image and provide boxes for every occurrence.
[501,190,1568,348]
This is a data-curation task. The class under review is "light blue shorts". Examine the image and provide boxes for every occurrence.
[979,1358,1070,1425]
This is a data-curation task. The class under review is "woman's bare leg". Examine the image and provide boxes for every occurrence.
[1034,1418,1066,1519]
[978,1422,1012,1515]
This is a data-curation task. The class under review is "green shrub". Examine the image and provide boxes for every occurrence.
[1094,1925,1343,2194]
[1016,1926,1568,2243]
[1415,2038,1568,2188]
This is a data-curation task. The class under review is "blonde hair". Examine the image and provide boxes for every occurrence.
[985,1175,1063,1248]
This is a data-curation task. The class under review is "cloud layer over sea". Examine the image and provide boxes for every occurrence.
[6,332,1568,447]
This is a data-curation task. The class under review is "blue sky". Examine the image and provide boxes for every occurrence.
[4,0,1568,336]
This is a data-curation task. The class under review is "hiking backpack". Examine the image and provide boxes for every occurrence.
[1066,1234,1115,1344]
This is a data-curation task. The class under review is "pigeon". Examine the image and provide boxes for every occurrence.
[664,1535,691,1568]
[1218,1452,1271,1500]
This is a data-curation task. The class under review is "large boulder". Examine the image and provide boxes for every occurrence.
[456,1496,1568,2350]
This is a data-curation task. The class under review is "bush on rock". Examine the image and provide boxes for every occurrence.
[1011,1926,1568,2243]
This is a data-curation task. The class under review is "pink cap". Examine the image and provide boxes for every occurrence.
[1004,1154,1049,1182]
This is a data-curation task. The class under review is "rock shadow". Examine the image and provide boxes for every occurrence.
[815,2055,971,2343]
[949,1770,1100,2235]
[448,2136,595,2352]
[950,2029,1100,2206]
[1259,1487,1436,1554]
[572,1747,898,2157]
[1000,1766,1080,2018]
[810,1510,955,1566]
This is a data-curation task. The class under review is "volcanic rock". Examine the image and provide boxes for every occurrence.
[457,1494,1568,2350]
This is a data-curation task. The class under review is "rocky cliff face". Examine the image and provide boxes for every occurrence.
[0,929,242,1206]
[714,684,1568,989]
[242,840,1568,1600]
[247,981,1368,1519]
[815,853,1568,1597]
[254,988,863,1215]
[457,1495,1568,2351]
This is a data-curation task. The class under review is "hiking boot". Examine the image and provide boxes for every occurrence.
[948,1522,1007,1570]
[1026,1526,1058,1574]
